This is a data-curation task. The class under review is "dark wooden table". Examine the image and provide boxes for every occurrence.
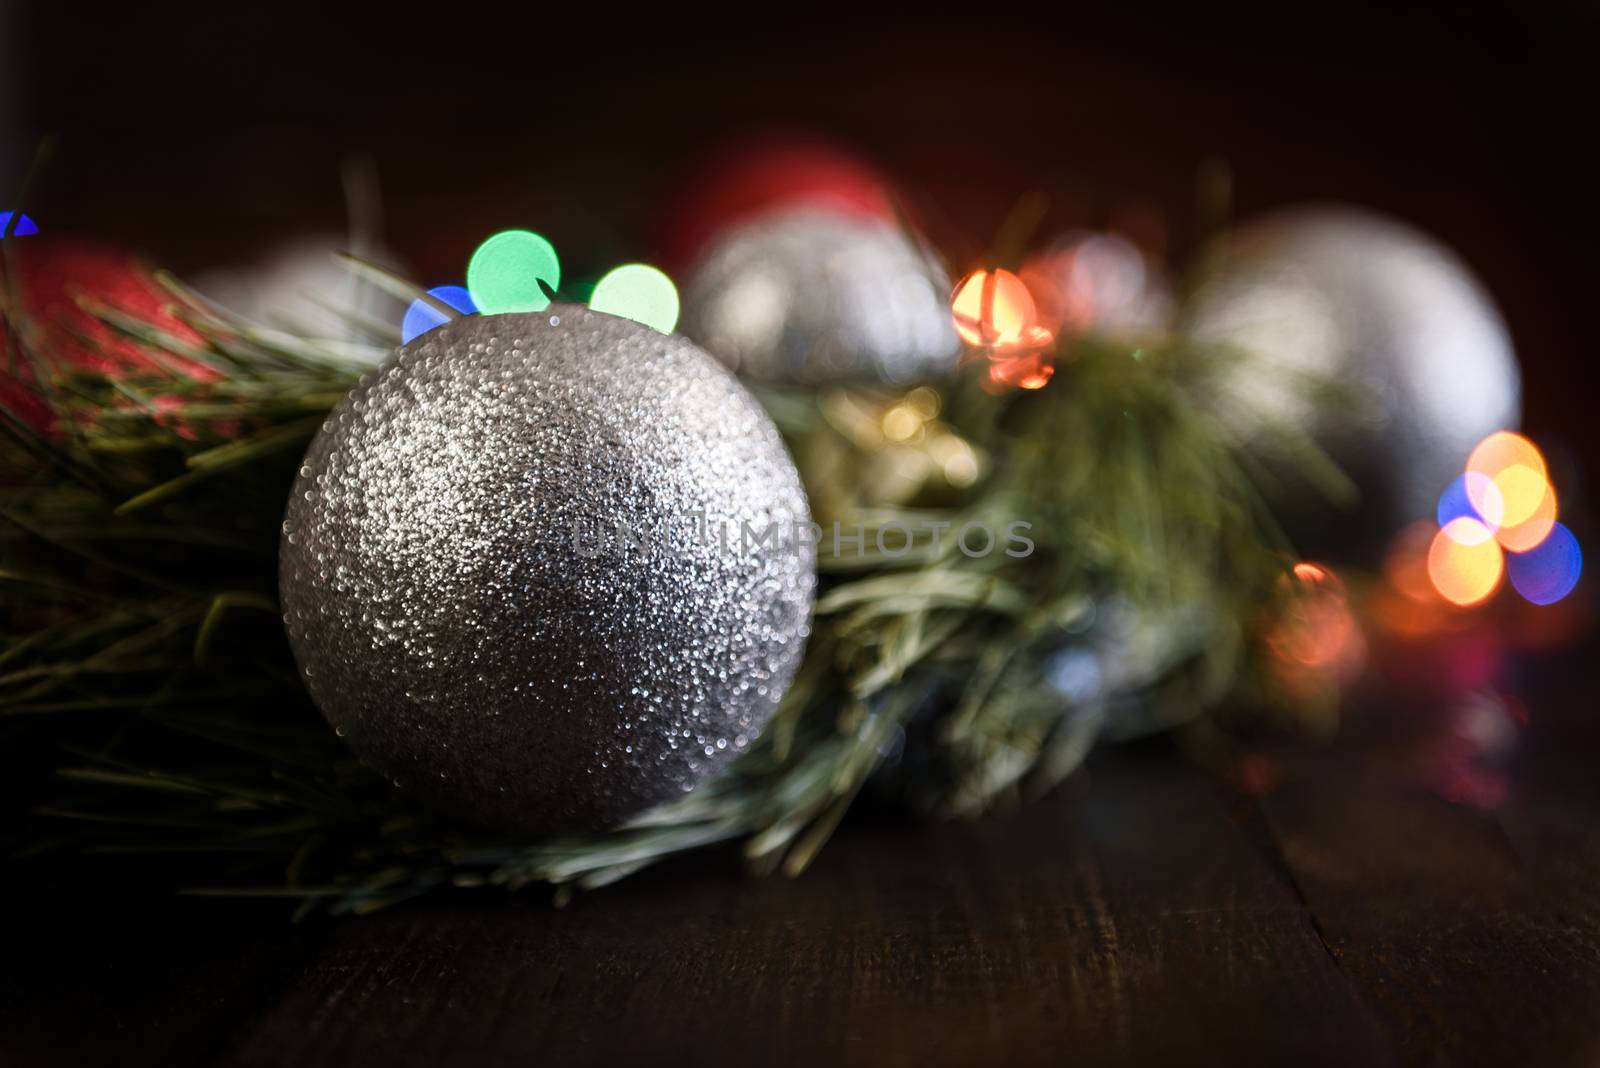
[5,638,1597,1068]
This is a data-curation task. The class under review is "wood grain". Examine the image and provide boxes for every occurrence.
[6,676,1600,1067]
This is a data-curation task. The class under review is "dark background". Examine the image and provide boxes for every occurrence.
[5,4,1599,466]
[7,8,1600,1065]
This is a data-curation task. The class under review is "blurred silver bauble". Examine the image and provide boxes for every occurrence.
[1184,206,1520,532]
[280,307,816,835]
[196,236,405,359]
[679,206,960,384]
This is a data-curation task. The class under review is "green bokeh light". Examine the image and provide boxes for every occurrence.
[589,263,679,334]
[467,230,561,314]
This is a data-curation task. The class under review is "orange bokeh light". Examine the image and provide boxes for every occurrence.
[1465,431,1547,520]
[951,269,1050,351]
[1495,495,1558,552]
[1490,465,1557,551]
[1428,519,1505,607]
[1492,465,1550,527]
[1466,431,1546,487]
[1268,562,1360,670]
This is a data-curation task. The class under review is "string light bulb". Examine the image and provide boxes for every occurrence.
[950,269,1051,352]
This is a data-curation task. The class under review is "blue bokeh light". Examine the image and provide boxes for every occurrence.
[401,285,477,344]
[1506,522,1582,606]
[0,211,40,237]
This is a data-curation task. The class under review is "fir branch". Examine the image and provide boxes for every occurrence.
[1,257,1318,914]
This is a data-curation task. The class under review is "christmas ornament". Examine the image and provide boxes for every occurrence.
[655,135,897,274]
[9,227,1343,909]
[279,307,816,834]
[194,235,405,352]
[0,238,213,432]
[680,206,960,384]
[1184,206,1521,535]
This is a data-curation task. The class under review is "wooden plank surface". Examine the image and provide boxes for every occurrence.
[202,749,1391,1068]
[6,647,1600,1068]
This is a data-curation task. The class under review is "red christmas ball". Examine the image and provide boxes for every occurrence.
[1,238,214,433]
[653,135,897,273]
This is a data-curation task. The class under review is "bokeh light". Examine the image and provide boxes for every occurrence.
[1456,430,1563,553]
[466,230,560,314]
[1437,472,1504,531]
[1466,430,1546,487]
[950,269,1049,351]
[0,211,39,237]
[1440,513,1497,546]
[1507,522,1583,605]
[1490,464,1550,526]
[1267,562,1363,689]
[589,263,680,334]
[1428,519,1505,606]
[1465,431,1544,513]
[930,435,979,487]
[1491,468,1557,552]
[401,285,477,344]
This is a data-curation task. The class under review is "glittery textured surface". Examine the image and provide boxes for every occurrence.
[680,206,960,384]
[280,307,815,834]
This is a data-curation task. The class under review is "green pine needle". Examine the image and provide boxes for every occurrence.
[1,254,1324,914]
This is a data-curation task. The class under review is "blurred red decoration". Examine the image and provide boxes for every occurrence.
[1,239,214,433]
[654,136,896,274]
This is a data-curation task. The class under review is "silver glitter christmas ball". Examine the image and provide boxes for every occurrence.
[679,206,961,384]
[279,307,816,835]
[1184,205,1521,534]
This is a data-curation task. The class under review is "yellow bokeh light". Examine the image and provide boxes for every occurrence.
[1491,464,1550,528]
[1494,483,1558,552]
[1465,431,1546,514]
[881,403,924,443]
[939,440,979,487]
[905,386,941,420]
[1428,519,1505,607]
